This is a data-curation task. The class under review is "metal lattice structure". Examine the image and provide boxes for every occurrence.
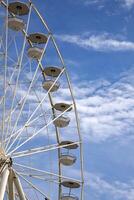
[0,1,84,200]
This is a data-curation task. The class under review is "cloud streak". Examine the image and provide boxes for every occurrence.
[55,68,134,143]
[56,33,134,51]
[122,0,134,8]
[83,0,134,9]
[85,171,134,200]
[65,168,134,200]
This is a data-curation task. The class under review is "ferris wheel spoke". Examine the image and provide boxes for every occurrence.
[8,34,51,134]
[0,58,30,110]
[2,109,49,147]
[3,108,51,152]
[17,172,59,184]
[5,35,51,153]
[12,141,80,159]
[2,31,23,67]
[7,55,18,65]
[12,144,59,158]
[32,86,53,181]
[0,5,32,145]
[4,4,32,137]
[14,163,82,184]
[14,36,19,58]
[6,35,23,65]
[7,32,18,53]
[0,61,34,141]
[5,71,64,154]
[4,10,34,152]
[1,0,9,147]
[0,59,23,107]
[15,171,50,200]
[7,104,72,156]
[6,67,65,153]
[3,83,27,145]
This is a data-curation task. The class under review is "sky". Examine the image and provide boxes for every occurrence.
[31,0,134,199]
[0,0,134,199]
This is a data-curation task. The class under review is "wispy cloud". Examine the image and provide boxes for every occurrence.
[56,33,134,51]
[84,0,104,6]
[121,0,134,8]
[8,63,134,144]
[55,68,134,142]
[65,168,134,200]
[85,171,134,200]
[83,0,134,9]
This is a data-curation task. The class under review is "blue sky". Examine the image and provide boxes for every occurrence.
[0,0,134,199]
[31,0,134,199]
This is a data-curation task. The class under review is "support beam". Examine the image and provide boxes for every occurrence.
[0,166,9,200]
[12,141,80,158]
[8,169,15,200]
[12,170,26,200]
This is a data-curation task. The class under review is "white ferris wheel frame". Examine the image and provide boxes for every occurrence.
[0,0,84,200]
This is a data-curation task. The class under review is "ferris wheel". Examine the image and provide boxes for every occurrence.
[0,1,84,200]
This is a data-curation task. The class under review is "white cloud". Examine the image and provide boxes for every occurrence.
[56,33,134,51]
[55,68,134,142]
[122,0,134,8]
[83,0,134,9]
[5,62,134,144]
[65,168,134,200]
[84,0,102,5]
[85,171,134,200]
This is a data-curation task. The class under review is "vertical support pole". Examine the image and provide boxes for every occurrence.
[8,169,14,200]
[12,170,26,200]
[0,165,9,200]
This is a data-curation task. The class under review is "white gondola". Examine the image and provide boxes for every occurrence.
[61,194,79,200]
[54,103,72,112]
[8,17,25,31]
[27,47,43,59]
[27,33,47,44]
[53,116,70,128]
[43,66,62,77]
[60,154,76,166]
[8,1,29,16]
[60,141,79,150]
[42,80,60,92]
[61,181,80,189]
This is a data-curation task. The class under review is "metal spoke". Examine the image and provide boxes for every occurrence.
[6,66,65,155]
[12,141,80,158]
[4,4,32,151]
[14,163,82,183]
[16,172,49,199]
[7,104,72,156]
[1,0,9,148]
